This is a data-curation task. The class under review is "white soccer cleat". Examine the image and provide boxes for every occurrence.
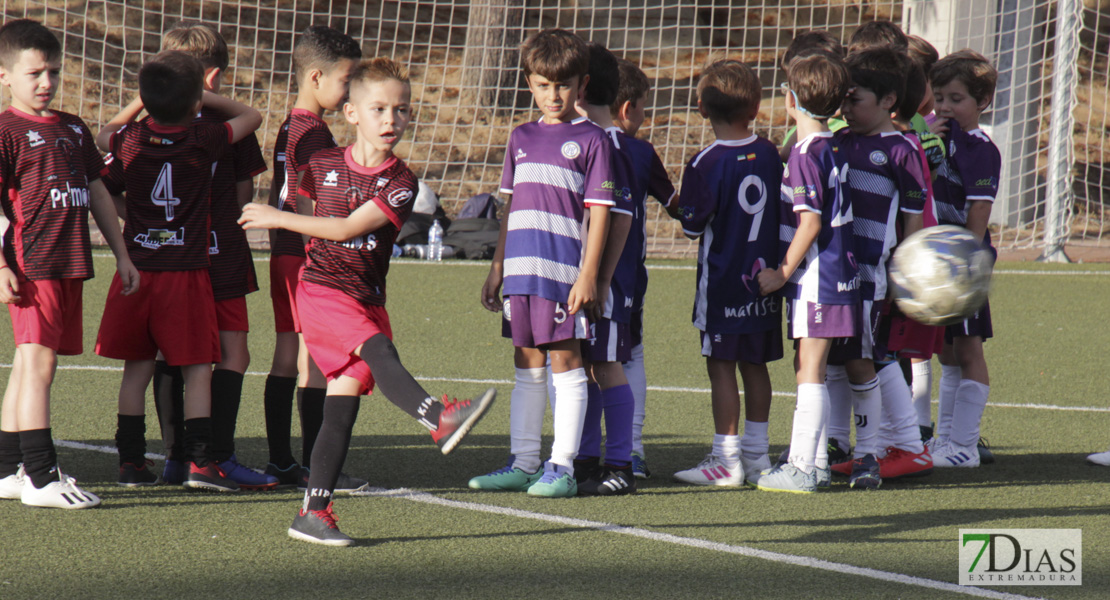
[740,454,771,486]
[21,468,101,509]
[0,465,25,499]
[1086,449,1110,466]
[673,454,743,487]
[931,441,980,468]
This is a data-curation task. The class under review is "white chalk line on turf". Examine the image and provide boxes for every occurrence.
[53,438,1036,600]
[12,363,1107,414]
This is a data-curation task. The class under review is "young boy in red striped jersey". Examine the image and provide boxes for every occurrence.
[94,50,263,492]
[0,19,137,509]
[148,20,276,490]
[240,58,495,546]
[262,26,364,491]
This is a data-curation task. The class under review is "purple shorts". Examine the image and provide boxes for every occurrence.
[785,299,859,340]
[585,317,632,363]
[630,308,644,348]
[699,328,783,364]
[828,300,885,364]
[501,295,589,348]
[945,299,993,343]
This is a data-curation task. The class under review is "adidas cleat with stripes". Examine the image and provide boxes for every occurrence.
[21,469,101,509]
[673,454,743,487]
[577,465,636,496]
[430,388,496,455]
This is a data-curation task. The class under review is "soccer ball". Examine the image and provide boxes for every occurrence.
[889,225,995,326]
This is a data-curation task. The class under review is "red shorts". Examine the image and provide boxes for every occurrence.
[296,280,391,395]
[215,296,249,332]
[7,278,83,355]
[270,255,304,333]
[96,270,221,366]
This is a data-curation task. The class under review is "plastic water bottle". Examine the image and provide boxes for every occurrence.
[427,219,443,261]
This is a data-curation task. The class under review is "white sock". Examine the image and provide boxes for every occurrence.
[826,365,852,450]
[878,363,924,453]
[740,420,769,460]
[624,343,647,456]
[510,367,547,473]
[788,383,828,473]
[712,433,740,467]
[911,360,933,427]
[548,368,589,472]
[936,364,962,442]
[950,380,990,448]
[850,377,882,456]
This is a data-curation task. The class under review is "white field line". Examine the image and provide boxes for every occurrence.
[90,253,1109,276]
[13,364,1107,414]
[53,438,1038,600]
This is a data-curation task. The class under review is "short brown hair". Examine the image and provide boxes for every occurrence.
[787,52,850,120]
[611,59,649,116]
[349,57,410,100]
[848,20,908,54]
[0,19,60,69]
[520,28,589,82]
[930,49,997,107]
[162,21,229,72]
[781,30,844,70]
[140,50,204,124]
[293,25,361,81]
[907,35,939,75]
[697,58,760,124]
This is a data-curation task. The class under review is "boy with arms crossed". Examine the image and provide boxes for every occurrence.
[241,58,495,545]
[827,47,930,488]
[469,28,615,498]
[928,50,999,468]
[611,58,676,480]
[0,19,137,508]
[95,50,263,492]
[757,52,857,493]
[263,26,365,491]
[672,59,783,488]
[150,20,276,489]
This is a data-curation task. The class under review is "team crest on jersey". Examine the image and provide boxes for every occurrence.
[323,170,339,187]
[387,188,413,208]
[25,130,44,147]
[561,141,581,159]
[869,150,888,166]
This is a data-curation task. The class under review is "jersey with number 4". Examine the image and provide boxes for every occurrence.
[300,147,418,307]
[677,135,783,334]
[103,119,232,271]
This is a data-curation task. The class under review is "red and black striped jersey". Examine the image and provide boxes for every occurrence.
[270,109,336,258]
[300,147,417,306]
[0,108,106,281]
[103,119,231,271]
[195,107,267,300]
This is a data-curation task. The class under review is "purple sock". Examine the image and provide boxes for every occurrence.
[576,382,603,460]
[602,384,635,468]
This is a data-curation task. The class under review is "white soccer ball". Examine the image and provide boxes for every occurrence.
[889,225,995,326]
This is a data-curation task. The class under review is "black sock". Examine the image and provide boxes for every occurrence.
[210,369,245,463]
[298,387,326,468]
[152,361,185,461]
[264,375,298,468]
[184,417,213,467]
[115,414,147,466]
[20,428,58,489]
[0,430,21,477]
[305,395,360,512]
[358,334,442,428]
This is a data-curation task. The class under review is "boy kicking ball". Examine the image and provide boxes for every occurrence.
[240,58,494,546]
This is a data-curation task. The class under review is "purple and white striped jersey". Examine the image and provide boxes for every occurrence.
[499,117,616,303]
[778,132,860,305]
[677,135,783,335]
[933,119,1000,247]
[836,130,928,301]
[618,133,676,314]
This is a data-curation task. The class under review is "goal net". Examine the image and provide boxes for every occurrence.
[1,0,1098,259]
